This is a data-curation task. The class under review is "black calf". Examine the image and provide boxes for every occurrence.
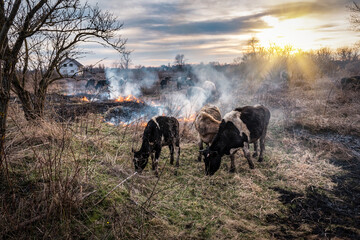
[133,116,180,176]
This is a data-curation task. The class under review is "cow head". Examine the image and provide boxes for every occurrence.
[132,148,149,173]
[201,147,222,175]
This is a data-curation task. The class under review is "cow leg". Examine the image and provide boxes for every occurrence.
[175,143,180,167]
[258,134,266,162]
[229,154,236,173]
[253,140,259,157]
[150,152,155,170]
[243,143,254,169]
[169,144,174,165]
[153,146,161,177]
[198,139,203,162]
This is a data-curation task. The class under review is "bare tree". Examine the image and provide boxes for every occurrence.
[174,54,185,66]
[0,0,125,165]
[119,50,132,70]
[349,1,360,31]
[113,49,132,70]
[336,46,359,61]
[247,37,260,54]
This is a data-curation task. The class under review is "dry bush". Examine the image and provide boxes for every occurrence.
[288,77,360,135]
[1,104,121,238]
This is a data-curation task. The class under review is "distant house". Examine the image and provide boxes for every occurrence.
[59,58,83,76]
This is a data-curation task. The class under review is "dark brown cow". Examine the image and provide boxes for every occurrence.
[133,116,180,176]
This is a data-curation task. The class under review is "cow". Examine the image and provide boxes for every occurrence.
[202,105,270,175]
[95,79,110,90]
[132,116,180,176]
[85,78,96,89]
[202,80,219,103]
[194,105,222,162]
[202,81,216,94]
[160,77,171,89]
[177,76,194,89]
[177,76,186,90]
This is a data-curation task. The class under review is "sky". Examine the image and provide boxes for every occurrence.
[80,0,360,67]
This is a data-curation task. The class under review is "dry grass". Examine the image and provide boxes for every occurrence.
[1,75,360,239]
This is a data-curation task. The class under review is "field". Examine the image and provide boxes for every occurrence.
[1,75,360,239]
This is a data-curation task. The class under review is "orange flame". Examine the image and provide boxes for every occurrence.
[115,94,144,103]
[80,96,90,102]
[178,113,196,123]
[119,121,147,128]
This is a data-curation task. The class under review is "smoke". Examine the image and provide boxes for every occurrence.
[190,64,236,114]
[65,81,76,95]
[163,88,207,118]
[105,67,158,99]
[102,62,263,124]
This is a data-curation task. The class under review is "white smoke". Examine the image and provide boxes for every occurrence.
[105,67,158,99]
[191,64,236,113]
[65,81,76,95]
[163,88,207,118]
[105,68,125,98]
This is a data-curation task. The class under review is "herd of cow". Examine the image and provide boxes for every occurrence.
[132,104,270,176]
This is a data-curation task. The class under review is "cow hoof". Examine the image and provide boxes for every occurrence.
[253,153,258,157]
[154,171,159,177]
[170,160,174,165]
[249,164,255,169]
[258,157,263,162]
[229,167,236,173]
[176,162,179,167]
[197,157,202,162]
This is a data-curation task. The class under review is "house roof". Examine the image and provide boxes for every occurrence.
[60,57,84,67]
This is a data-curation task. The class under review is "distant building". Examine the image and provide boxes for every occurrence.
[59,58,83,76]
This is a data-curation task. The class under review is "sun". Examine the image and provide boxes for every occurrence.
[257,16,316,50]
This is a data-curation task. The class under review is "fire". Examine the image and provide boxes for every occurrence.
[115,94,144,103]
[178,113,196,123]
[119,121,148,128]
[80,96,89,102]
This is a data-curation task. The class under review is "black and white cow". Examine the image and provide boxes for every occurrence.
[132,116,180,176]
[202,105,270,175]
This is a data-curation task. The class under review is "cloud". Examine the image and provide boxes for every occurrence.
[265,0,349,20]
[80,0,357,67]
[145,15,269,35]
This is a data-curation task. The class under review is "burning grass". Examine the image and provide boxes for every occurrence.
[1,76,360,239]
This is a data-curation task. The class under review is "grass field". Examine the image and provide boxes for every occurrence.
[1,77,359,239]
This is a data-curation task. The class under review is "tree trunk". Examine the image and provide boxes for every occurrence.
[0,68,11,167]
[12,79,47,121]
[0,94,9,167]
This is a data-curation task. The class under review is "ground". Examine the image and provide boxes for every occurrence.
[0,76,359,239]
